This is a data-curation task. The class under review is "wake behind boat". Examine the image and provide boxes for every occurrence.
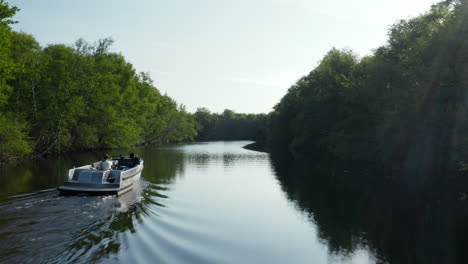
[57,155,144,196]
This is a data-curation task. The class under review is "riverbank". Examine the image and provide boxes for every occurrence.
[243,142,269,153]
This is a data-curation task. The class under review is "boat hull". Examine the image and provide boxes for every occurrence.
[57,159,143,196]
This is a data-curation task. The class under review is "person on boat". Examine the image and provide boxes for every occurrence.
[99,154,113,170]
[129,153,141,167]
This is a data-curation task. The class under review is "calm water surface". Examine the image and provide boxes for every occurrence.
[0,141,379,263]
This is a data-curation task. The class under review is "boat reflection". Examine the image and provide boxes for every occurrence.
[0,180,168,263]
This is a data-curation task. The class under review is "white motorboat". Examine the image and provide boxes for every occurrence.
[57,156,144,196]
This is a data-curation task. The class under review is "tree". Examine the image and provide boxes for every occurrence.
[0,1,32,163]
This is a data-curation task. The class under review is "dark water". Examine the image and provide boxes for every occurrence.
[0,141,466,263]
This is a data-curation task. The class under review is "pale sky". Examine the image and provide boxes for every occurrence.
[10,0,436,113]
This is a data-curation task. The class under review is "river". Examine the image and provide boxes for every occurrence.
[0,141,465,263]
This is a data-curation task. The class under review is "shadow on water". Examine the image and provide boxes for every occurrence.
[0,146,185,263]
[270,151,468,264]
[0,146,186,197]
[9,141,468,263]
[0,180,170,264]
[0,153,101,197]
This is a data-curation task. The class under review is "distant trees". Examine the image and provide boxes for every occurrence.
[193,107,217,140]
[0,1,198,163]
[4,0,465,168]
[269,0,468,169]
[193,108,267,142]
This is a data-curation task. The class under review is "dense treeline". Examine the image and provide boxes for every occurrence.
[193,108,267,142]
[268,2,468,262]
[4,0,466,169]
[269,0,468,171]
[267,2,468,261]
[0,1,198,163]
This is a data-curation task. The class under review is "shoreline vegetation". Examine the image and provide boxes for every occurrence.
[267,0,468,172]
[242,142,269,153]
[0,1,200,164]
[2,1,468,262]
[262,3,468,262]
[2,0,468,174]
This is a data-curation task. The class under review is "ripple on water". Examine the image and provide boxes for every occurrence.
[0,180,153,264]
[121,215,222,264]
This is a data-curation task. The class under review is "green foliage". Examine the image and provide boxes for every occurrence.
[13,40,200,154]
[0,1,32,163]
[0,1,199,162]
[193,108,267,142]
[0,114,32,163]
[269,0,468,169]
[193,107,217,140]
[0,0,19,25]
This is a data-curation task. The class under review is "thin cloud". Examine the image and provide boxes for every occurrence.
[224,72,304,89]
[224,76,283,88]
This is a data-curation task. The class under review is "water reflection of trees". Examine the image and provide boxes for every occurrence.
[0,146,185,263]
[50,146,185,262]
[47,147,184,263]
[186,153,268,168]
[271,152,468,264]
[133,146,187,184]
[0,146,187,196]
[0,152,100,196]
